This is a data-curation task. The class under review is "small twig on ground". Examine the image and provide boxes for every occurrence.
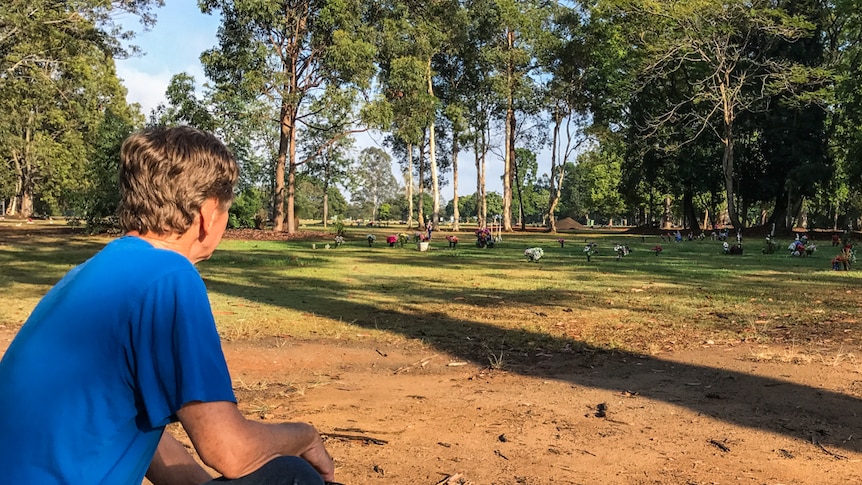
[812,437,847,460]
[435,473,472,485]
[709,439,731,452]
[334,426,375,434]
[394,355,437,374]
[494,449,509,460]
[321,432,388,445]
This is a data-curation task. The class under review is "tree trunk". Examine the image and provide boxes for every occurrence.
[286,119,298,233]
[662,196,672,229]
[480,130,487,228]
[722,120,741,229]
[6,153,23,216]
[682,189,699,230]
[427,59,440,228]
[502,29,515,232]
[452,135,460,231]
[406,143,414,229]
[767,190,787,229]
[322,160,330,229]
[513,152,524,230]
[546,107,562,233]
[474,137,484,228]
[418,133,426,229]
[273,106,289,232]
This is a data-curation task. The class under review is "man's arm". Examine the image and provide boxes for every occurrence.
[146,432,214,485]
[177,401,334,482]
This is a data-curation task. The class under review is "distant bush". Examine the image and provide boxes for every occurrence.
[229,188,266,229]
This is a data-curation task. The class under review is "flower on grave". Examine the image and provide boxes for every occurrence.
[613,244,630,259]
[414,232,428,242]
[557,238,566,247]
[386,235,398,247]
[446,235,459,248]
[325,243,331,249]
[525,247,544,262]
[583,243,598,261]
[366,234,376,246]
[651,245,663,255]
[398,233,411,246]
[334,235,344,247]
[476,228,492,242]
[805,243,817,255]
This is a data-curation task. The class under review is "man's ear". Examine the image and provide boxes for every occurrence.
[198,198,219,239]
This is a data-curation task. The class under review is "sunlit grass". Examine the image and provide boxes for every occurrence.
[2,221,861,364]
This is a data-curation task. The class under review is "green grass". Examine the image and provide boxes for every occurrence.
[2,221,861,366]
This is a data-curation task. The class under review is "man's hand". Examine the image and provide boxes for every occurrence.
[298,433,335,481]
[177,401,335,481]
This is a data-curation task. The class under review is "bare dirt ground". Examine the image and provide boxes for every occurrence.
[2,325,860,484]
[2,225,861,484]
[208,337,862,485]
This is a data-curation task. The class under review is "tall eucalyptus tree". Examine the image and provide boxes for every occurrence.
[468,0,555,231]
[200,0,384,233]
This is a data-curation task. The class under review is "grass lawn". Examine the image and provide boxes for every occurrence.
[2,221,860,366]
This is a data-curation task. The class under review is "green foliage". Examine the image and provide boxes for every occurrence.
[80,109,137,233]
[229,187,267,229]
[350,147,399,221]
[148,73,215,130]
[513,148,550,224]
[200,0,381,232]
[0,0,148,218]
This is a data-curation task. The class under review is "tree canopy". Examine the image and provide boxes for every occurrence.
[4,0,862,233]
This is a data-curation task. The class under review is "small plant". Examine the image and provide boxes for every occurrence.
[762,236,777,254]
[487,350,505,370]
[333,219,346,237]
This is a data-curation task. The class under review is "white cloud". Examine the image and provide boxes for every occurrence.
[116,62,210,118]
[116,64,171,116]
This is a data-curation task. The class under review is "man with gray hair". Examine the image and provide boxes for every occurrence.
[0,126,335,484]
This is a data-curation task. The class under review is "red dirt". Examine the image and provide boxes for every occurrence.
[208,338,862,485]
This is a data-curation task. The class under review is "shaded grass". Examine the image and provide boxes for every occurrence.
[2,221,861,360]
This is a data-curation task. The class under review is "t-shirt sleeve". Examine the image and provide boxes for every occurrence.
[130,267,236,429]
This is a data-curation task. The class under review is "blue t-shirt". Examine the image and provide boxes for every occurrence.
[0,236,236,484]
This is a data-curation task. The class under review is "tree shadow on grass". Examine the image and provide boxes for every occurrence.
[4,232,859,454]
[205,270,862,454]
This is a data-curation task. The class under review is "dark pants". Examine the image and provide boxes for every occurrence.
[207,456,324,485]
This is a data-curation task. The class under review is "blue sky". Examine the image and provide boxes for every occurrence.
[114,1,508,198]
[115,1,220,116]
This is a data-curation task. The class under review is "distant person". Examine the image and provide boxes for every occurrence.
[0,127,334,484]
